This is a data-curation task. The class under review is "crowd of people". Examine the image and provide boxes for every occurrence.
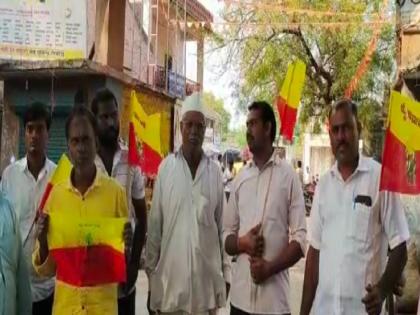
[0,89,417,315]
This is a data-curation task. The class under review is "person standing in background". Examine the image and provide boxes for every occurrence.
[1,102,55,315]
[91,88,147,315]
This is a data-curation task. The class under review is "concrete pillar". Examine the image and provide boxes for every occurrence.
[95,0,126,71]
[0,94,20,173]
[197,38,204,89]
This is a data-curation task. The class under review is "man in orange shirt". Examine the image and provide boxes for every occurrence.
[33,106,132,315]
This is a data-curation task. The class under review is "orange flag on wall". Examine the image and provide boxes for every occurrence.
[128,91,164,176]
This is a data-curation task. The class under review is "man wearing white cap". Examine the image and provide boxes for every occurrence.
[145,92,230,315]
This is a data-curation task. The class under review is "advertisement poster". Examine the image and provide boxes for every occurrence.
[0,0,86,60]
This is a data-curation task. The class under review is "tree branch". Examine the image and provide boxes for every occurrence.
[293,28,333,104]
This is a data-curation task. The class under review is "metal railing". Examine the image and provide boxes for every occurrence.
[148,64,201,99]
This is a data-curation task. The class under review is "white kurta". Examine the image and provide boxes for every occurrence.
[145,150,228,314]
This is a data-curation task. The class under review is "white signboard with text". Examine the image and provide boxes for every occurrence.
[0,0,86,60]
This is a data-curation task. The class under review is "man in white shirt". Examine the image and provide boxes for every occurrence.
[300,99,410,315]
[91,88,147,315]
[0,193,32,315]
[145,92,229,315]
[224,101,307,315]
[217,154,224,172]
[1,102,55,315]
[296,160,304,185]
[223,160,235,201]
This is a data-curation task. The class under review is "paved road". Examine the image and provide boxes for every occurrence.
[135,256,305,315]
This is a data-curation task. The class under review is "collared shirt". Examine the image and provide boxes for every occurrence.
[32,169,128,315]
[0,194,32,315]
[145,150,229,314]
[95,145,145,297]
[224,152,306,315]
[309,155,410,315]
[95,145,146,218]
[1,157,56,302]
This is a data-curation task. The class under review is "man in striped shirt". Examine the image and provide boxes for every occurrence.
[92,88,147,315]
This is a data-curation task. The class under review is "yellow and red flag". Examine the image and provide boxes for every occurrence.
[38,154,72,213]
[276,59,306,141]
[380,91,420,194]
[48,214,126,286]
[128,91,164,176]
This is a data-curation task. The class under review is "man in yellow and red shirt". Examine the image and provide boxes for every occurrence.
[33,106,132,315]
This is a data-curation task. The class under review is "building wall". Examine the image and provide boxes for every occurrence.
[156,11,186,75]
[124,2,150,83]
[123,2,187,83]
[87,0,96,56]
[303,133,334,183]
[0,97,19,173]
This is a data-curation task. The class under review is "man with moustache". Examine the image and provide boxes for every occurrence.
[145,92,230,315]
[33,106,132,315]
[91,88,147,315]
[224,101,306,315]
[2,102,55,315]
[300,99,410,315]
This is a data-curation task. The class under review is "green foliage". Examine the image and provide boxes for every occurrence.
[225,126,247,149]
[214,0,395,156]
[202,91,232,142]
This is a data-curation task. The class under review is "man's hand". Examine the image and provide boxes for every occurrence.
[37,214,49,247]
[123,222,133,250]
[361,284,386,315]
[393,274,405,297]
[249,256,272,284]
[123,263,139,294]
[238,224,264,257]
[36,213,50,264]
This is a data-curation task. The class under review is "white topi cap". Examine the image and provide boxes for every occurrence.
[181,92,204,118]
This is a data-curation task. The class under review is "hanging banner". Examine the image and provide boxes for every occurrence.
[0,0,87,61]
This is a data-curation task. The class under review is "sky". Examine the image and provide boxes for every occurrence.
[185,0,244,129]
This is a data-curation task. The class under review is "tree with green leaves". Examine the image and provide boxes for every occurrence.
[202,91,232,142]
[213,0,395,158]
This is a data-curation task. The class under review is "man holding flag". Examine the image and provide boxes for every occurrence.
[91,88,147,315]
[145,92,230,315]
[300,99,410,315]
[33,106,132,315]
[224,101,307,315]
[1,102,56,315]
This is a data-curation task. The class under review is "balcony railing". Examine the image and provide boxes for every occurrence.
[148,65,201,99]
